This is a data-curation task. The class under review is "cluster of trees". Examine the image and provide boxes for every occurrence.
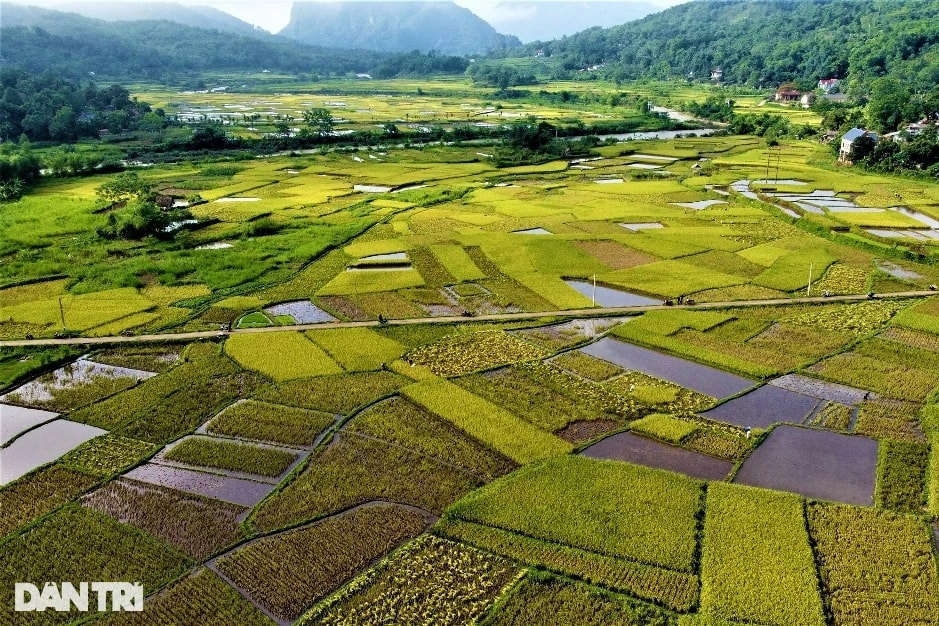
[809,78,939,135]
[371,51,470,79]
[467,64,539,90]
[852,126,939,179]
[490,117,601,166]
[0,69,161,142]
[685,96,815,140]
[95,172,192,239]
[503,0,939,95]
[0,141,41,200]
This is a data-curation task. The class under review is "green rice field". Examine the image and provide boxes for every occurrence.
[2,77,939,626]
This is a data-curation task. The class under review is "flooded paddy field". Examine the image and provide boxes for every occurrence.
[581,337,755,398]
[701,385,821,429]
[734,425,878,505]
[124,463,276,508]
[582,431,732,480]
[564,280,661,307]
[1,419,106,484]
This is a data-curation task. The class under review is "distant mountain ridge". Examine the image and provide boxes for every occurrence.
[0,4,384,79]
[51,2,272,38]
[279,1,521,55]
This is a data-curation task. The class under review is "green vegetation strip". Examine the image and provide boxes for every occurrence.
[254,371,408,414]
[485,574,677,626]
[59,434,156,477]
[225,332,343,381]
[629,414,699,444]
[217,505,428,621]
[429,244,485,282]
[164,437,297,478]
[251,433,477,532]
[407,330,547,377]
[307,327,406,371]
[345,397,516,481]
[98,567,275,626]
[437,519,697,612]
[449,455,701,573]
[456,368,616,432]
[700,483,824,626]
[402,378,572,464]
[207,400,335,447]
[0,506,191,625]
[808,502,939,626]
[552,350,625,382]
[0,465,98,539]
[298,535,520,626]
[875,439,928,514]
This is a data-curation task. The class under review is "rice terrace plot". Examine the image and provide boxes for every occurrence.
[3,71,939,626]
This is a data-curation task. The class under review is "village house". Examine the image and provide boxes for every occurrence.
[774,88,802,104]
[818,78,840,93]
[710,68,723,81]
[883,119,935,142]
[839,127,878,164]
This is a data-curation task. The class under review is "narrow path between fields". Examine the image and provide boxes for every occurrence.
[1,290,935,347]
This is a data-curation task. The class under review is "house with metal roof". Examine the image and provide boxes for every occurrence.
[839,128,878,164]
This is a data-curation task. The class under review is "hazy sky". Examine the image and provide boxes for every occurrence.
[27,0,685,34]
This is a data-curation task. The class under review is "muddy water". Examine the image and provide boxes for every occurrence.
[264,300,337,324]
[581,337,753,398]
[125,463,275,507]
[0,404,60,446]
[582,431,731,480]
[701,385,820,429]
[0,358,156,406]
[564,281,660,308]
[511,227,552,235]
[734,425,878,505]
[1,420,105,484]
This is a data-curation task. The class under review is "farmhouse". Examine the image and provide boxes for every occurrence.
[884,120,934,142]
[710,68,723,81]
[839,127,878,163]
[818,78,840,93]
[774,88,802,104]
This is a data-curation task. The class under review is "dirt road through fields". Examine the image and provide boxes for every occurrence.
[1,290,935,348]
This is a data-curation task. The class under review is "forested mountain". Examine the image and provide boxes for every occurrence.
[0,4,382,79]
[55,2,272,38]
[0,4,465,81]
[279,2,521,55]
[512,0,939,92]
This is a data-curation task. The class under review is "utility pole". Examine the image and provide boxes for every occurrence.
[58,297,66,330]
[806,262,814,296]
[592,274,597,306]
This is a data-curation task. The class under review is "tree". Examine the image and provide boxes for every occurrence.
[96,172,154,205]
[0,140,41,200]
[48,105,77,141]
[866,77,912,132]
[303,108,334,138]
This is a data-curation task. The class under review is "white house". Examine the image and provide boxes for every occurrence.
[818,78,840,93]
[839,128,878,163]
